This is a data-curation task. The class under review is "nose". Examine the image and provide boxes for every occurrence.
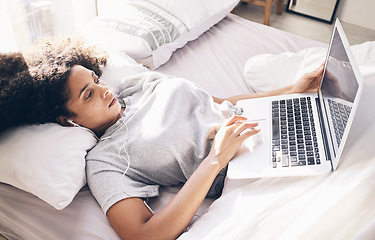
[99,85,110,98]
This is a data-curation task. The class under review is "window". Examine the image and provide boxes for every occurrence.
[0,0,97,52]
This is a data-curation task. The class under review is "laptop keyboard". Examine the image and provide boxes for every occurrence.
[328,99,351,147]
[272,97,320,168]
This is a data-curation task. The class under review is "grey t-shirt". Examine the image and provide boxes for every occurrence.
[86,72,240,214]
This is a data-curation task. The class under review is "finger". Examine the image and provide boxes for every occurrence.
[238,128,261,142]
[307,63,324,77]
[313,63,325,77]
[309,66,323,78]
[226,115,247,126]
[234,122,260,136]
[318,64,324,74]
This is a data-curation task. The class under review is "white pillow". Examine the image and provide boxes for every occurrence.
[83,0,239,69]
[243,41,375,92]
[0,52,146,210]
[0,124,97,210]
[101,51,148,94]
[244,47,327,92]
[350,41,375,66]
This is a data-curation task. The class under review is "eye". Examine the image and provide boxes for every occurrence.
[94,77,100,84]
[85,90,93,100]
[92,71,100,84]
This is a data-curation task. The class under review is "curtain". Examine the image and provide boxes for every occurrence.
[0,0,97,52]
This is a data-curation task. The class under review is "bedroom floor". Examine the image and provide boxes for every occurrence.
[232,2,375,45]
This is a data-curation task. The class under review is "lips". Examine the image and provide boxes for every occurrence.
[108,96,118,108]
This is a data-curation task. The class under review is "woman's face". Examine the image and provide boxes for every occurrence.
[64,65,121,135]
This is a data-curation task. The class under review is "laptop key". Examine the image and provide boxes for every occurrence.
[282,155,289,167]
[307,157,315,165]
[272,117,280,140]
[291,161,306,167]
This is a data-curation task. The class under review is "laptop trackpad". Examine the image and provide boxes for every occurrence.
[242,119,267,152]
[228,119,271,178]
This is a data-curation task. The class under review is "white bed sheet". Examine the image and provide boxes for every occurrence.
[2,14,374,239]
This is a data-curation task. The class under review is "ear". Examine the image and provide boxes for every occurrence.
[56,116,72,127]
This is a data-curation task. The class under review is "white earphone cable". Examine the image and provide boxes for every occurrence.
[119,121,131,196]
[69,118,131,195]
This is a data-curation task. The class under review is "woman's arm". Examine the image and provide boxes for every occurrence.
[107,116,259,240]
[214,64,324,105]
[107,158,221,240]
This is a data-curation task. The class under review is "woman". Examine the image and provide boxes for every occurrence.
[0,37,323,240]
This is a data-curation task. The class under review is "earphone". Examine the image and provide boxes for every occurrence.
[67,119,99,141]
[67,119,81,128]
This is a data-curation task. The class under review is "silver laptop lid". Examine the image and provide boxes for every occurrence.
[318,19,363,170]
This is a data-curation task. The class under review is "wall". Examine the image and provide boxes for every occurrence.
[336,0,375,30]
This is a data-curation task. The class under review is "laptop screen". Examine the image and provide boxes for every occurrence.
[320,27,359,157]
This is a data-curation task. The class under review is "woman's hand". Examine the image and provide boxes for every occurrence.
[208,115,260,170]
[292,63,324,94]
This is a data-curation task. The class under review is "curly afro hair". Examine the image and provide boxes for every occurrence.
[0,36,108,134]
[0,53,35,133]
[26,36,107,78]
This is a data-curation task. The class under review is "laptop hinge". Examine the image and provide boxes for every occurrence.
[315,97,333,170]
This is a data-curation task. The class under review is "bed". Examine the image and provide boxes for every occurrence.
[1,0,375,239]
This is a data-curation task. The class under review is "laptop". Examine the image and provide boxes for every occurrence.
[227,19,364,179]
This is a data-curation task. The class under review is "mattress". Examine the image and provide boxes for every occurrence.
[2,14,374,240]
